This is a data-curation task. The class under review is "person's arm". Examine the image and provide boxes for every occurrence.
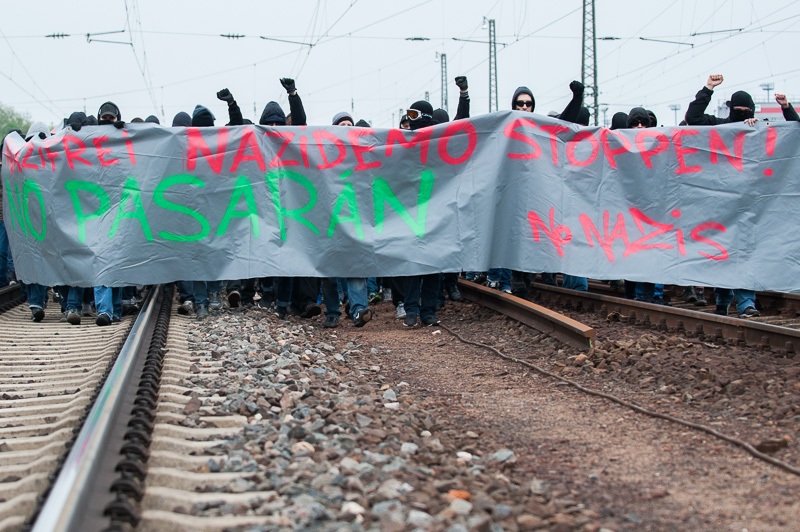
[559,80,584,124]
[281,78,307,126]
[454,76,470,120]
[776,93,799,121]
[217,89,244,126]
[685,75,724,126]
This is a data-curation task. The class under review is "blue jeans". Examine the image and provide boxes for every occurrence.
[28,284,48,309]
[94,286,122,319]
[487,268,511,291]
[322,278,368,320]
[403,274,440,319]
[66,287,86,311]
[562,275,588,291]
[714,288,756,314]
[366,277,379,294]
[177,281,194,303]
[0,223,8,288]
[193,281,223,307]
[275,277,293,309]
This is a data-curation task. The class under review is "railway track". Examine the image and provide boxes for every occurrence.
[1,278,798,531]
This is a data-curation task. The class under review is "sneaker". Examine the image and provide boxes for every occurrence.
[485,280,500,290]
[383,288,392,301]
[177,300,194,315]
[694,288,707,306]
[368,292,382,304]
[739,306,761,318]
[257,296,274,309]
[501,288,512,294]
[682,286,697,303]
[122,300,139,316]
[300,302,322,318]
[395,303,406,319]
[322,314,339,328]
[31,307,45,322]
[227,290,241,308]
[275,306,288,319]
[196,304,209,318]
[473,273,487,285]
[446,285,462,301]
[403,313,418,327]
[208,291,222,310]
[96,313,112,326]
[714,304,729,316]
[81,302,95,317]
[66,309,81,325]
[422,315,440,326]
[354,308,372,327]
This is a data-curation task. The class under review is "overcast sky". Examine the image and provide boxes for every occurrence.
[2,0,798,129]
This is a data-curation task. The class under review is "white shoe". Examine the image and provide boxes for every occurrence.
[395,302,406,319]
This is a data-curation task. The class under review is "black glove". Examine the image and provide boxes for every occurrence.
[455,76,468,91]
[280,78,296,93]
[69,121,82,132]
[569,80,584,95]
[113,120,125,129]
[217,88,234,103]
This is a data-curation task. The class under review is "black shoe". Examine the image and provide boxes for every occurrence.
[422,315,440,326]
[177,300,194,315]
[403,313,418,327]
[275,306,288,319]
[227,290,241,308]
[714,305,729,316]
[322,314,339,328]
[354,308,372,327]
[257,297,273,309]
[96,313,112,326]
[31,307,45,322]
[739,306,760,318]
[446,286,462,301]
[122,301,139,316]
[300,303,322,318]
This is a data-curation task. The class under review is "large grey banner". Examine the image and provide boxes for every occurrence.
[3,112,799,290]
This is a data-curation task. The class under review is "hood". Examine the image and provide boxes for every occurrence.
[259,101,286,125]
[171,112,191,127]
[576,107,591,126]
[332,111,353,125]
[25,122,50,141]
[145,115,160,124]
[432,108,450,123]
[511,86,535,111]
[646,110,657,127]
[727,90,755,122]
[626,107,651,128]
[191,105,215,127]
[355,119,370,127]
[408,100,435,131]
[67,111,88,129]
[98,101,121,121]
[610,112,628,130]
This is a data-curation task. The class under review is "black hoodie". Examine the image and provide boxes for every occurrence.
[685,86,755,125]
[259,93,306,126]
[172,112,191,127]
[511,86,535,112]
[626,107,651,128]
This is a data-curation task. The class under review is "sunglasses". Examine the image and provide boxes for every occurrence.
[406,109,432,120]
[630,118,648,127]
[514,100,534,108]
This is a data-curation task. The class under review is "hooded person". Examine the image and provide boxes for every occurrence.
[98,101,125,129]
[685,74,757,126]
[259,77,306,127]
[646,110,658,127]
[626,107,651,128]
[775,93,800,121]
[145,115,160,124]
[66,111,89,131]
[610,112,628,130]
[22,123,53,322]
[355,119,370,127]
[216,88,244,126]
[406,100,436,131]
[511,86,535,113]
[191,105,215,127]
[171,112,191,127]
[432,108,449,124]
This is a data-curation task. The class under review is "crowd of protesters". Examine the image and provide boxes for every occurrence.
[2,73,797,327]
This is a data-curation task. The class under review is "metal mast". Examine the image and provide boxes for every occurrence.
[441,53,448,113]
[488,19,498,112]
[581,0,599,125]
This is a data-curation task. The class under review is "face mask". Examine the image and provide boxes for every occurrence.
[730,108,754,122]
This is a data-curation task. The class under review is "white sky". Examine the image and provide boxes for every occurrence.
[2,0,798,128]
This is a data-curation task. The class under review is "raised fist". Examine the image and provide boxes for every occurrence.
[280,78,296,94]
[455,76,468,91]
[569,80,584,95]
[775,93,789,109]
[706,74,724,90]
[217,88,234,103]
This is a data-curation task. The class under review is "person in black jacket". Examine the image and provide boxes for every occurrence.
[685,74,758,126]
[776,93,800,121]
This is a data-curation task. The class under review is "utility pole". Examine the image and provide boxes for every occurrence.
[488,19,498,113]
[669,104,681,125]
[440,53,448,113]
[581,0,599,125]
[424,91,430,102]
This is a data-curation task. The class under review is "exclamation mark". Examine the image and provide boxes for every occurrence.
[764,127,776,177]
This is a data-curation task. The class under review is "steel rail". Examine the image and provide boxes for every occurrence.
[457,279,596,349]
[30,285,164,532]
[528,282,800,354]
